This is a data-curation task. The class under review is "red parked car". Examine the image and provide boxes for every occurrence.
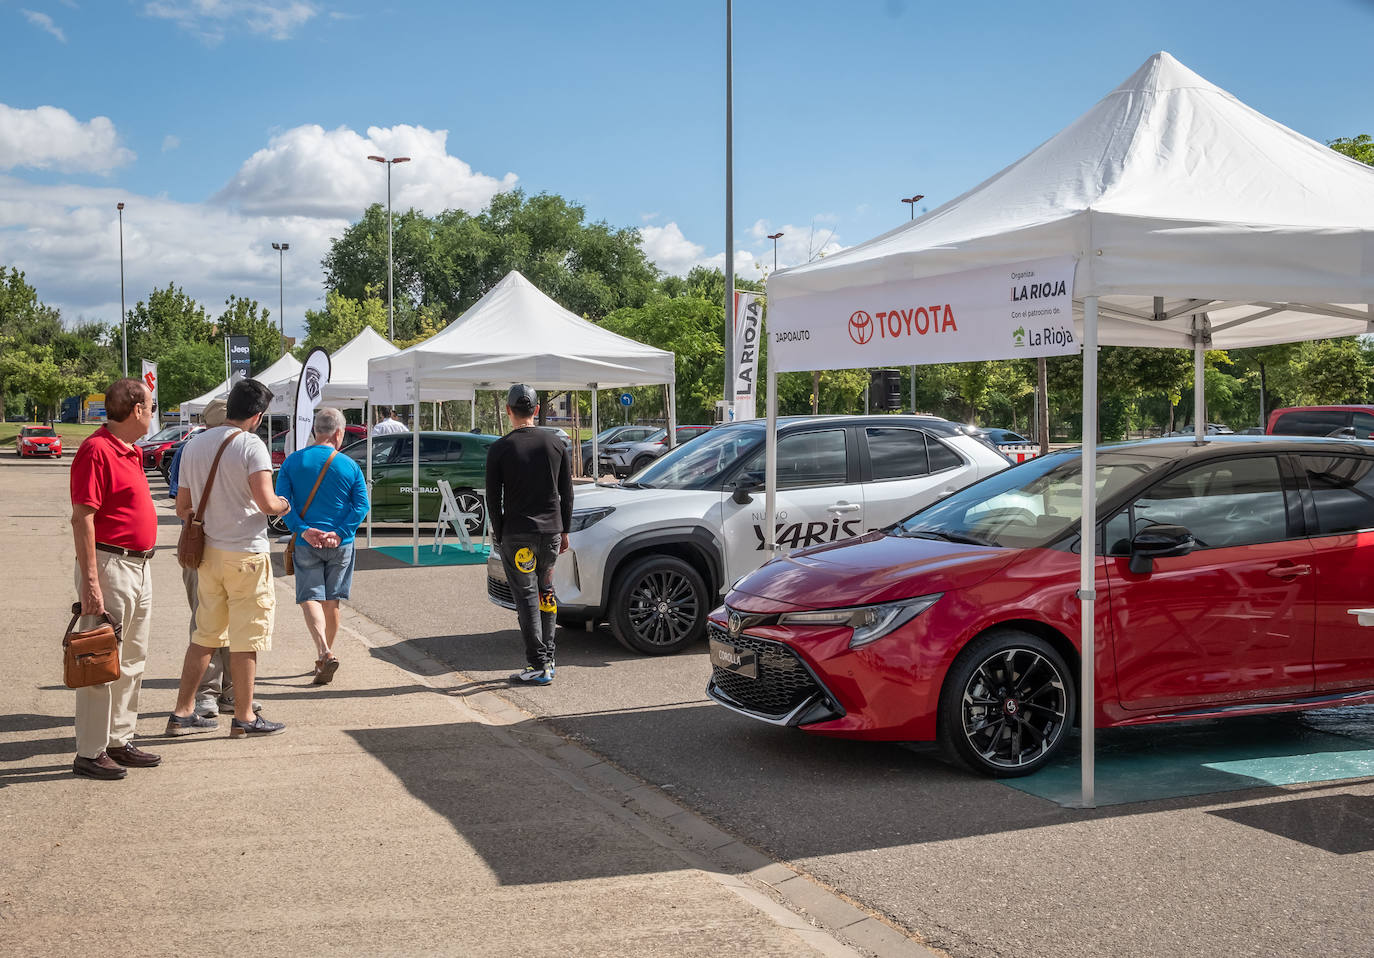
[707,436,1374,777]
[15,425,62,457]
[269,425,365,466]
[137,423,198,471]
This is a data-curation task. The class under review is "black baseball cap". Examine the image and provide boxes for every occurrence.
[506,384,537,414]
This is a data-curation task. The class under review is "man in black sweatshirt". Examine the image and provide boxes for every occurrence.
[485,384,573,685]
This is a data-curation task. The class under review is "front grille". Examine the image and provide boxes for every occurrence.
[709,624,822,718]
[487,575,516,609]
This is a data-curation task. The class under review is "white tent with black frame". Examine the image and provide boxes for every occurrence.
[367,269,678,564]
[764,51,1374,807]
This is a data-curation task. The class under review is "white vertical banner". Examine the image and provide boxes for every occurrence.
[732,289,762,420]
[292,347,331,455]
[141,360,159,439]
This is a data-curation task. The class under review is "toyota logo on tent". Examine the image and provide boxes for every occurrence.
[848,310,874,345]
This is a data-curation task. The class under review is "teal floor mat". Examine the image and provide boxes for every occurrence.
[370,543,491,566]
[1004,705,1374,807]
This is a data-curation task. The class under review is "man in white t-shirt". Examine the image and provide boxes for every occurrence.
[371,406,408,436]
[167,379,293,738]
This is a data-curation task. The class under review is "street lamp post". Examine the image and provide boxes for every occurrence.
[271,242,290,353]
[901,194,925,220]
[117,202,127,376]
[366,154,411,341]
[767,231,783,271]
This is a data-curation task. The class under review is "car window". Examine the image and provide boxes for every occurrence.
[625,428,656,442]
[633,425,761,490]
[927,437,964,472]
[1273,410,1349,436]
[866,427,930,481]
[1301,455,1374,535]
[738,429,848,490]
[1106,456,1290,553]
[420,435,461,462]
[1352,414,1374,440]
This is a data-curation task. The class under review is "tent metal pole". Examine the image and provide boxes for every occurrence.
[365,401,373,548]
[412,400,419,565]
[1193,320,1206,442]
[667,381,677,450]
[590,386,599,482]
[764,368,778,552]
[1079,295,1099,810]
[471,396,476,431]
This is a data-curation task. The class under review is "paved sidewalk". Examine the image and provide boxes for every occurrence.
[0,458,919,958]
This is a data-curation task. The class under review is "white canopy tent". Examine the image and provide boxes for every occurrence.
[766,51,1374,807]
[367,269,678,563]
[263,325,401,412]
[181,351,302,417]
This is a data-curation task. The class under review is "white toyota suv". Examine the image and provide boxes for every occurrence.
[487,415,1009,655]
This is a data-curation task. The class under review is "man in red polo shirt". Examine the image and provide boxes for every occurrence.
[69,377,160,780]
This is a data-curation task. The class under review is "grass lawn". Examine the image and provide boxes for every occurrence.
[0,422,103,449]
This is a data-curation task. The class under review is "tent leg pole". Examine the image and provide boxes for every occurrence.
[365,401,373,548]
[1193,325,1205,442]
[590,386,599,482]
[471,396,476,431]
[1080,295,1099,810]
[764,368,778,552]
[667,382,677,449]
[412,401,419,566]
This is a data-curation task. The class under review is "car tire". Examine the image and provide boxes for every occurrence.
[937,628,1075,778]
[630,454,656,475]
[454,489,485,536]
[267,513,290,535]
[608,554,709,656]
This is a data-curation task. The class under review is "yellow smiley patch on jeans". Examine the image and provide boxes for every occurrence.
[513,548,537,574]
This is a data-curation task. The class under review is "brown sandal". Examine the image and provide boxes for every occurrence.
[313,656,339,686]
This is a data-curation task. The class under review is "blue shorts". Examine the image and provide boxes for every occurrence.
[293,541,356,604]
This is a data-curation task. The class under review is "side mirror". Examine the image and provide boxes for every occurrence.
[732,475,763,505]
[1128,523,1196,574]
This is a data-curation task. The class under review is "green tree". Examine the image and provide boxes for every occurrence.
[601,296,725,425]
[0,267,62,345]
[1330,134,1374,166]
[124,283,214,368]
[0,342,103,420]
[300,289,389,355]
[157,341,226,409]
[218,294,283,371]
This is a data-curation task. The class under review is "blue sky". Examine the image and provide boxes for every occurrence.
[1,0,1371,340]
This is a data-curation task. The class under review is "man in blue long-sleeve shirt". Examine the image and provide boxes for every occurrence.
[275,407,370,685]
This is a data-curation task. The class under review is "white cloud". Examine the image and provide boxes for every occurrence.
[637,222,704,276]
[161,134,181,152]
[214,123,518,219]
[0,103,134,173]
[20,9,66,42]
[0,174,342,340]
[142,0,319,43]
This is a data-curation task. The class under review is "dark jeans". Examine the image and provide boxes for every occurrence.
[499,534,560,669]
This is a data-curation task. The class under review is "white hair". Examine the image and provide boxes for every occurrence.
[312,407,346,437]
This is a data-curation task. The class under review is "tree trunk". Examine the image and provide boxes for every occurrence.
[811,371,820,415]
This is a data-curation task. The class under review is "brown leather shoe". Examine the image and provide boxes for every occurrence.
[73,752,128,780]
[107,742,162,768]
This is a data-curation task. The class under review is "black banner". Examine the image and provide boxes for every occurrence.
[228,335,251,384]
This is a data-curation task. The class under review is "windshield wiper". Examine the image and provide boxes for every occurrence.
[618,480,653,489]
[899,529,992,547]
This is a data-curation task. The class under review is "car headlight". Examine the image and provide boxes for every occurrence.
[779,594,942,649]
[568,506,615,533]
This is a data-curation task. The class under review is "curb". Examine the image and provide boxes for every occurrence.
[326,594,945,958]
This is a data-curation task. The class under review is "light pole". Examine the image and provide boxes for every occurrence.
[271,242,289,353]
[767,231,783,271]
[117,202,127,376]
[366,154,411,341]
[901,194,925,220]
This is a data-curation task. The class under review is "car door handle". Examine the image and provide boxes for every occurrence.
[1266,563,1312,578]
[827,502,861,514]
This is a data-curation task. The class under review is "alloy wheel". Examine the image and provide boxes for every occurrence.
[960,647,1069,770]
[625,568,700,649]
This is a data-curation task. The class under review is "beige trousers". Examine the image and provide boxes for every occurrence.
[72,552,153,759]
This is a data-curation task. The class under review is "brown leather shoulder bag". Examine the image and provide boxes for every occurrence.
[63,602,121,689]
[177,429,243,570]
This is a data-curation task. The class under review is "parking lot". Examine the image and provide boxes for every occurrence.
[6,454,1374,958]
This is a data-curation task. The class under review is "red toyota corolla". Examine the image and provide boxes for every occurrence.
[707,437,1374,777]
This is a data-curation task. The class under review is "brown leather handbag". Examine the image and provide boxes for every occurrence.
[283,449,339,576]
[63,602,121,689]
[177,429,243,570]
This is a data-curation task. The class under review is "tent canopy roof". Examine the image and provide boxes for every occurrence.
[770,51,1374,351]
[263,325,400,410]
[368,270,675,403]
[182,351,302,415]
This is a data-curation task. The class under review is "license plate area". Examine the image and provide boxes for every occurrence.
[709,638,758,679]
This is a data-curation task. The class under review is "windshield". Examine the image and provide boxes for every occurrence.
[894,450,1152,549]
[23,426,56,437]
[630,424,762,489]
[148,425,184,442]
